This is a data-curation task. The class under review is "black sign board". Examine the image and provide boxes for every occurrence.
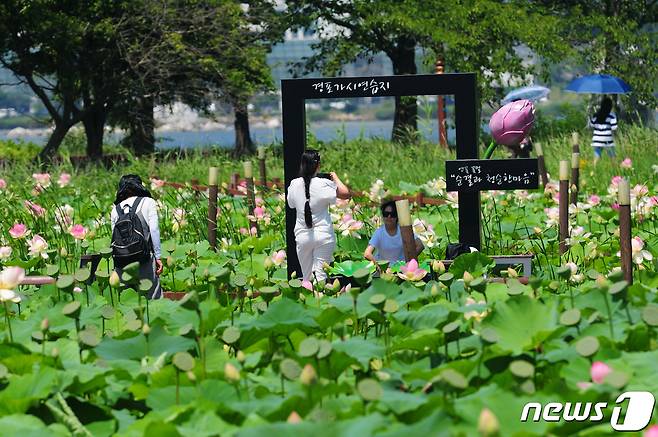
[282,73,480,278]
[446,159,539,192]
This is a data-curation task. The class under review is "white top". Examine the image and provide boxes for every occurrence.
[368,225,407,262]
[110,196,161,258]
[287,177,337,235]
[589,113,617,147]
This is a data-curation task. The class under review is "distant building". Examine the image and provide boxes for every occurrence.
[267,29,393,88]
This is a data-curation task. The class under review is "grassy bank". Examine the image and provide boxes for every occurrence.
[1,125,656,196]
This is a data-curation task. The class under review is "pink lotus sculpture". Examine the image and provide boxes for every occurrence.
[485,99,536,158]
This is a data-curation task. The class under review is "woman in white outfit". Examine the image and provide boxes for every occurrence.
[287,150,351,282]
[110,175,163,299]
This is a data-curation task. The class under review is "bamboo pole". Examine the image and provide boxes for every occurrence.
[571,132,580,154]
[257,146,267,187]
[244,161,258,233]
[570,152,580,205]
[559,160,570,255]
[395,199,416,262]
[618,178,632,284]
[535,142,549,187]
[208,167,218,250]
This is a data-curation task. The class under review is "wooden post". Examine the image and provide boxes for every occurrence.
[395,199,416,262]
[244,161,258,233]
[618,178,632,284]
[257,146,267,187]
[559,160,570,255]
[535,142,549,186]
[571,132,579,154]
[208,167,218,251]
[570,152,580,205]
[230,173,239,190]
[435,59,448,148]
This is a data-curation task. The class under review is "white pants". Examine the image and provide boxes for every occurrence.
[295,229,335,282]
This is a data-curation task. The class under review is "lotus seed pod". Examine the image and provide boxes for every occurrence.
[299,363,317,385]
[109,271,120,287]
[224,362,241,382]
[477,408,500,436]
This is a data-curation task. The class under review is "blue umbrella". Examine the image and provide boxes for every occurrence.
[502,85,550,104]
[565,74,631,94]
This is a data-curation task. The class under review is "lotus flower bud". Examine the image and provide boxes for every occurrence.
[430,283,440,297]
[109,271,120,287]
[236,350,246,362]
[506,268,518,278]
[478,408,500,436]
[51,347,59,358]
[60,246,68,257]
[166,256,174,267]
[142,323,151,336]
[224,362,240,382]
[40,318,49,332]
[287,411,302,424]
[190,263,196,273]
[432,260,446,274]
[595,275,609,292]
[264,256,274,271]
[299,363,317,385]
[489,99,535,146]
[246,289,253,298]
[187,370,196,382]
[463,271,474,286]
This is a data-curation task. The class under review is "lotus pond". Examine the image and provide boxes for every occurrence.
[0,145,658,436]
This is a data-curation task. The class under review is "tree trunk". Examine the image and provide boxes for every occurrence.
[233,102,254,157]
[391,41,418,142]
[36,123,71,166]
[125,97,155,155]
[82,107,107,160]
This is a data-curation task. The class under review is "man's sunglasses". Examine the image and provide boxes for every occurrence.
[382,210,397,218]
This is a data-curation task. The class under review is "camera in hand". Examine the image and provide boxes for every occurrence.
[317,172,332,180]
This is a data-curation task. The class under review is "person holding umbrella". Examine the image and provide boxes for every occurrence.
[588,96,618,164]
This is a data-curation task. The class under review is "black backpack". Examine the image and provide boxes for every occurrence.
[111,197,152,267]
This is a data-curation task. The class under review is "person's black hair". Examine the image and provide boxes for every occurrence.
[114,174,152,205]
[380,200,398,218]
[594,97,613,124]
[299,149,321,228]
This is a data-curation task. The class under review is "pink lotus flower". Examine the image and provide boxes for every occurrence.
[611,175,623,186]
[54,204,74,227]
[464,297,489,322]
[644,425,658,437]
[0,179,6,190]
[0,246,12,260]
[69,224,88,240]
[489,99,535,146]
[73,286,82,294]
[620,158,632,169]
[0,266,25,302]
[57,172,71,188]
[631,237,653,265]
[32,172,51,188]
[591,361,611,384]
[24,200,46,217]
[588,195,601,206]
[337,213,364,238]
[239,227,248,235]
[302,280,313,291]
[632,184,649,199]
[250,226,257,236]
[397,259,427,282]
[27,235,49,259]
[150,178,166,191]
[248,206,271,225]
[612,203,620,210]
[9,223,29,239]
[271,250,286,267]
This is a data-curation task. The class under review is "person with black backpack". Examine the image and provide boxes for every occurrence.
[110,175,163,299]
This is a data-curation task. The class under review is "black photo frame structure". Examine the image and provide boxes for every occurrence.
[282,73,480,278]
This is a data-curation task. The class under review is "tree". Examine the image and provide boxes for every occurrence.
[533,0,657,124]
[287,0,569,141]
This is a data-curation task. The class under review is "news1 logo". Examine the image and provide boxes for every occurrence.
[520,391,656,431]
